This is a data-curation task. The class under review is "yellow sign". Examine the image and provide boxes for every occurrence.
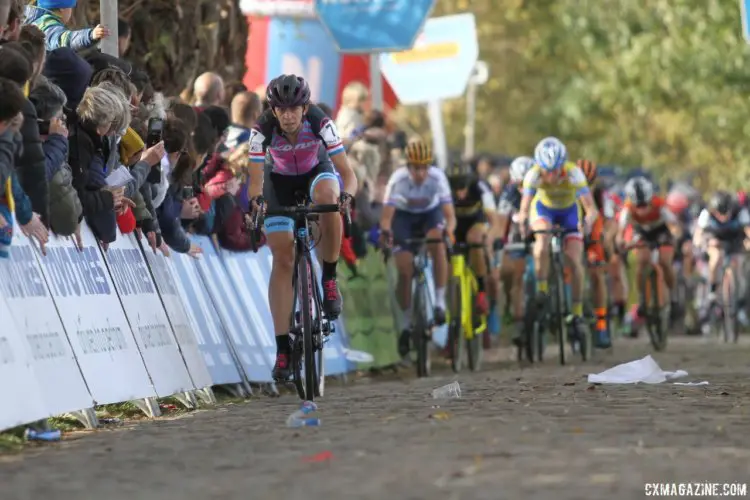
[391,42,460,64]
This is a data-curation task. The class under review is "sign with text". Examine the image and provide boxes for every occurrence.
[103,232,195,397]
[191,236,272,382]
[380,13,478,104]
[142,248,213,390]
[0,291,50,430]
[0,229,93,416]
[36,226,155,404]
[170,251,245,386]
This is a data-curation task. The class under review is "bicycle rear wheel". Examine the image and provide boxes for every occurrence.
[299,255,319,400]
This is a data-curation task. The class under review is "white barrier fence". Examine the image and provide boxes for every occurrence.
[0,221,354,432]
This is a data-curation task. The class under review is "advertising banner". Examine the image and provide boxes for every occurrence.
[36,225,156,404]
[0,291,51,431]
[103,232,195,397]
[170,251,245,386]
[0,229,93,416]
[191,236,272,382]
[143,249,213,390]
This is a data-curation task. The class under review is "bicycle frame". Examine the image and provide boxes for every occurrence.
[256,200,350,400]
[450,243,487,340]
[403,237,441,378]
[531,227,574,364]
[627,239,668,351]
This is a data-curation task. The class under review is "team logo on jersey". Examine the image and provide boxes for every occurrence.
[248,129,264,153]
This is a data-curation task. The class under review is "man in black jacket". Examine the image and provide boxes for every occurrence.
[0,41,49,224]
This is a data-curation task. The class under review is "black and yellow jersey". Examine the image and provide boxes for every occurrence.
[452,179,496,218]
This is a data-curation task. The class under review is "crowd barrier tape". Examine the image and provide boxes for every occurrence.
[0,220,356,432]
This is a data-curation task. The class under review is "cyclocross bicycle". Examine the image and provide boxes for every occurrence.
[447,242,487,373]
[253,198,351,401]
[503,240,544,363]
[624,239,668,351]
[385,235,443,378]
[530,228,590,365]
[705,241,742,343]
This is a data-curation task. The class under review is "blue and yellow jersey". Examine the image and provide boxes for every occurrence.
[522,162,590,209]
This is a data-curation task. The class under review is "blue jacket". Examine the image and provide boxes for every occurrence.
[157,185,191,253]
[9,171,33,226]
[26,6,96,52]
[42,134,68,181]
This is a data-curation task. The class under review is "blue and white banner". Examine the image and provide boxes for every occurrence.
[142,248,213,390]
[0,231,94,418]
[191,236,272,382]
[103,232,195,397]
[314,0,435,53]
[1,221,359,432]
[0,290,51,430]
[37,226,156,404]
[170,250,245,386]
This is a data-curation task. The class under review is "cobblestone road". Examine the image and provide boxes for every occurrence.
[2,336,750,500]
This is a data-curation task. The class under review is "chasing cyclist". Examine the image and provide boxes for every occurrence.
[246,74,358,381]
[577,159,611,348]
[692,191,750,333]
[518,137,600,342]
[446,162,497,314]
[495,156,534,345]
[615,177,680,323]
[380,140,456,359]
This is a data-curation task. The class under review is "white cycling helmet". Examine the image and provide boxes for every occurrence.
[509,156,534,183]
[624,177,654,206]
[533,136,567,172]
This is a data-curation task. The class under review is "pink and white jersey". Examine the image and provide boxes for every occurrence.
[248,105,345,176]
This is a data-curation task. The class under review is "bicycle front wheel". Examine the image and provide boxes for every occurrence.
[643,267,667,352]
[722,267,739,344]
[549,257,567,366]
[448,278,464,372]
[413,282,431,378]
[299,255,319,400]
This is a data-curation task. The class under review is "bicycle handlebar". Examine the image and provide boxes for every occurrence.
[248,202,352,251]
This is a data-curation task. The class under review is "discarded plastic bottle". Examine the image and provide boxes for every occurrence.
[286,417,321,428]
[24,428,62,442]
[286,401,321,428]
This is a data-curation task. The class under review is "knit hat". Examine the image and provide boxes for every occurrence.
[38,0,77,9]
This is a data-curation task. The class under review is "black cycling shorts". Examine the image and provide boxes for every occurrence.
[455,212,487,244]
[263,160,336,234]
[634,224,673,247]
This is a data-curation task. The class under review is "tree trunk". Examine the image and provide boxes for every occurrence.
[80,0,248,97]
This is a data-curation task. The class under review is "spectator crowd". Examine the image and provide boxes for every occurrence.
[0,0,427,271]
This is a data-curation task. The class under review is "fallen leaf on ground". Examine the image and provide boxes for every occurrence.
[302,450,333,463]
[430,411,452,421]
